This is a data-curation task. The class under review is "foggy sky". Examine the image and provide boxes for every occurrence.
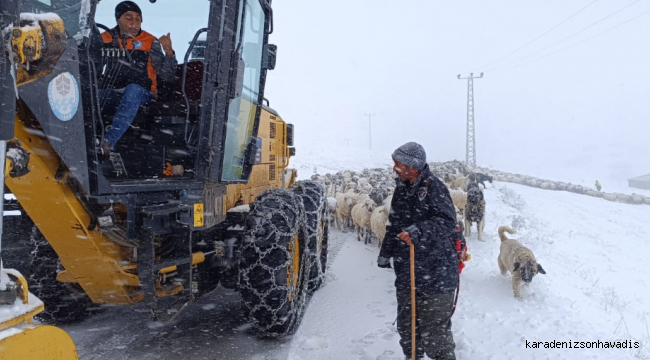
[264,0,650,180]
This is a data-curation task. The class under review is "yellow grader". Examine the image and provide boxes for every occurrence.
[0,0,328,358]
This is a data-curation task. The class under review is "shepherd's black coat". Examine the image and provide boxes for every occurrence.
[379,165,459,294]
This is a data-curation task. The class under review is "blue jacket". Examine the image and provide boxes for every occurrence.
[379,165,459,294]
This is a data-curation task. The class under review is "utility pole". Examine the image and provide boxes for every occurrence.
[364,113,374,150]
[457,72,483,169]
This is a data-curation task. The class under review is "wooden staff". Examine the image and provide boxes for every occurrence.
[397,230,417,360]
[410,242,416,360]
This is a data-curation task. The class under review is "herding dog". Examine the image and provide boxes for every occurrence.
[497,226,546,300]
[467,172,493,189]
[464,183,486,241]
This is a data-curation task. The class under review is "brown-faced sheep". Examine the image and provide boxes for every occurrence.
[351,199,376,245]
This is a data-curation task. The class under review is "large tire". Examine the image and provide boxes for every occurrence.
[238,189,309,337]
[29,225,97,324]
[292,180,329,293]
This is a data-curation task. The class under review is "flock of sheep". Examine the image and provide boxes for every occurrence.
[312,168,395,248]
[309,159,648,250]
[310,161,488,248]
[473,167,650,206]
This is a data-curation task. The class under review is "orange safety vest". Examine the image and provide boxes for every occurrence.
[100,29,159,92]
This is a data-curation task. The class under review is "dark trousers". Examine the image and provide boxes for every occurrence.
[396,290,456,360]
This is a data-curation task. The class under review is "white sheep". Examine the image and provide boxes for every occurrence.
[511,176,524,185]
[335,191,356,231]
[351,199,376,245]
[355,193,371,205]
[615,194,632,204]
[602,193,617,202]
[344,182,357,193]
[631,195,643,205]
[556,183,568,191]
[449,189,467,216]
[449,176,467,190]
[382,194,393,208]
[327,196,338,223]
[540,182,556,190]
[370,205,390,249]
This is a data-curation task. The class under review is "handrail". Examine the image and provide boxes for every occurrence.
[182,28,208,144]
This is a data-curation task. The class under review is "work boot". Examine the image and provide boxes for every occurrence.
[100,140,111,158]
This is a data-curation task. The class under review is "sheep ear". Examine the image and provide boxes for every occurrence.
[537,263,546,274]
[513,262,520,271]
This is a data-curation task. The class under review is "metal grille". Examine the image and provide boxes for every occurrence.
[269,164,276,181]
[269,154,276,162]
[270,123,276,139]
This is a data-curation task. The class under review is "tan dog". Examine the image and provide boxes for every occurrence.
[497,226,546,300]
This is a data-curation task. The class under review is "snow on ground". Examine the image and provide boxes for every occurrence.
[288,181,650,360]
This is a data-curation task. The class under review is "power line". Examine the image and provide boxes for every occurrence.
[475,0,599,72]
[487,9,650,74]
[482,0,642,73]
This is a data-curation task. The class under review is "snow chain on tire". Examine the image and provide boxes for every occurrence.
[29,225,96,323]
[238,188,310,337]
[292,180,329,293]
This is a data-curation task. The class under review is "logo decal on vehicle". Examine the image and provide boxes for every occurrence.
[47,72,79,121]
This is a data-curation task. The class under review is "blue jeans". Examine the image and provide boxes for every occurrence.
[100,83,152,149]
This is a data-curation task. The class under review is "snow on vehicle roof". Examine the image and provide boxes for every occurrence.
[20,12,62,22]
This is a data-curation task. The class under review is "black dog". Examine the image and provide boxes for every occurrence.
[467,172,493,189]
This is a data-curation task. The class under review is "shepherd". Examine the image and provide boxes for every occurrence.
[378,142,459,360]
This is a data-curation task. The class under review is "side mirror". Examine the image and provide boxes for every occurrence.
[263,44,277,70]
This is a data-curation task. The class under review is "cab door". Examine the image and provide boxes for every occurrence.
[201,0,273,184]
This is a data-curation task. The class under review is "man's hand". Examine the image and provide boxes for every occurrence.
[159,33,174,56]
[397,231,413,246]
[377,256,392,269]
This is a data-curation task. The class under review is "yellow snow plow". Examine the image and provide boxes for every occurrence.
[0,269,78,360]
